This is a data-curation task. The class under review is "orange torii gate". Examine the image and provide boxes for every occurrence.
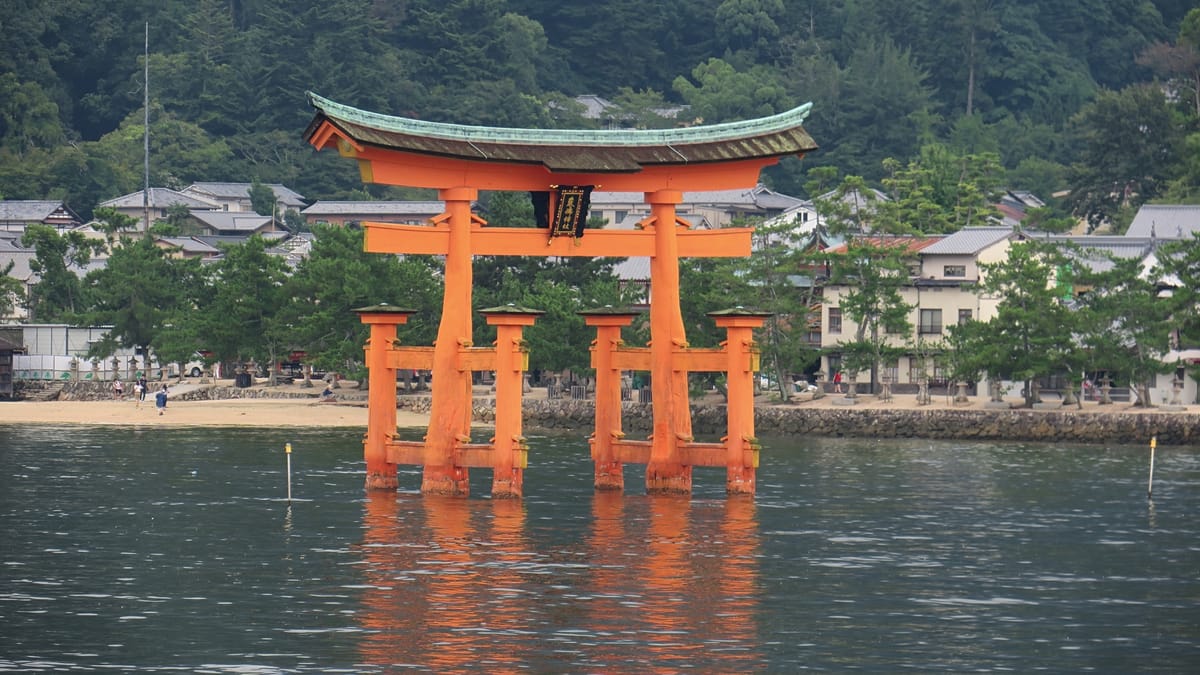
[304,93,817,498]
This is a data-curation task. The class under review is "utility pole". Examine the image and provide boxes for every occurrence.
[142,22,150,237]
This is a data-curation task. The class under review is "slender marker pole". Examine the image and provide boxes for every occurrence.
[1147,436,1157,500]
[285,442,293,504]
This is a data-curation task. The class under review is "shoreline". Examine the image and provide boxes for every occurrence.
[0,397,424,429]
[2,380,1195,445]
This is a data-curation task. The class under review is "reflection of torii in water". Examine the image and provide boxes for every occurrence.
[304,93,818,498]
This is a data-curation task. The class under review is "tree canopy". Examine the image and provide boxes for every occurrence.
[0,1,1193,220]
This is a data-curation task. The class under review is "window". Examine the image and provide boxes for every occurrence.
[944,265,966,277]
[827,307,842,334]
[919,309,943,334]
[958,309,972,325]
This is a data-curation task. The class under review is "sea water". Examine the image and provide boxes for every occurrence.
[1,425,1197,672]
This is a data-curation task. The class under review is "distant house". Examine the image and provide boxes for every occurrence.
[186,211,278,237]
[590,184,802,229]
[0,237,36,322]
[182,182,306,214]
[0,328,22,397]
[269,232,315,269]
[819,228,1035,386]
[1125,204,1200,240]
[301,200,447,227]
[154,236,224,260]
[570,94,688,127]
[0,200,84,233]
[97,188,219,232]
[993,190,1045,225]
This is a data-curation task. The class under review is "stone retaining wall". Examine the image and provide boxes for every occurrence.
[49,381,320,402]
[30,382,1200,446]
[395,396,1200,446]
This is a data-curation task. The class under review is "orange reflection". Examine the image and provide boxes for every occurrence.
[357,493,531,672]
[587,494,763,672]
[357,492,427,667]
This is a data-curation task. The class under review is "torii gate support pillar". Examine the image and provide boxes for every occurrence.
[484,307,541,499]
[355,304,415,490]
[712,311,768,496]
[582,309,638,491]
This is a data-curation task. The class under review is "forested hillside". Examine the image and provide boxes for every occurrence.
[2,0,1198,226]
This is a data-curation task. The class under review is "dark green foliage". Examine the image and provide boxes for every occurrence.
[1074,252,1176,404]
[276,225,443,376]
[0,0,1191,219]
[954,241,1082,406]
[81,236,204,361]
[1066,84,1186,230]
[2,0,1196,387]
[20,225,101,322]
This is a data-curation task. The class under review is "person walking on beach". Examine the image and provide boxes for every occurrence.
[111,379,124,400]
[136,376,148,407]
[155,384,168,415]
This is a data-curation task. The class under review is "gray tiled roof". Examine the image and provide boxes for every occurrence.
[1040,235,1155,273]
[189,211,274,232]
[185,182,306,206]
[192,233,288,248]
[0,200,71,222]
[301,201,446,216]
[157,237,222,255]
[613,256,650,281]
[1126,204,1200,239]
[920,226,1015,255]
[591,184,802,210]
[99,188,218,210]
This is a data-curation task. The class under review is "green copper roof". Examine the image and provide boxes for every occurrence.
[305,92,818,173]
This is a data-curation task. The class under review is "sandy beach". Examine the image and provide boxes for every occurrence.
[0,397,427,428]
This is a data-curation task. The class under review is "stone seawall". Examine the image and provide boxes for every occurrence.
[34,382,1199,446]
[48,381,319,402]
[399,395,1198,446]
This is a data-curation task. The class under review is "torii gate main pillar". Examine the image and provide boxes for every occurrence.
[645,191,693,494]
[423,187,477,496]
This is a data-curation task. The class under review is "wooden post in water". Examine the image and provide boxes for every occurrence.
[285,442,293,504]
[1147,435,1157,500]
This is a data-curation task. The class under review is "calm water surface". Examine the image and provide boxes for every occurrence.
[1,425,1197,672]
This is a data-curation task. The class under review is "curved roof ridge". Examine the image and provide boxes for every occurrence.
[307,91,812,147]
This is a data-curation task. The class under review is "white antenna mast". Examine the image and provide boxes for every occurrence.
[142,22,150,235]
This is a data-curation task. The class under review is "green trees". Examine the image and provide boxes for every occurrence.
[741,214,821,397]
[1156,234,1200,350]
[952,241,1080,406]
[817,175,916,391]
[877,145,1003,234]
[82,236,201,365]
[188,235,291,372]
[0,0,1192,226]
[20,225,100,321]
[277,225,442,378]
[1066,85,1186,231]
[1075,253,1175,406]
[0,261,24,319]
